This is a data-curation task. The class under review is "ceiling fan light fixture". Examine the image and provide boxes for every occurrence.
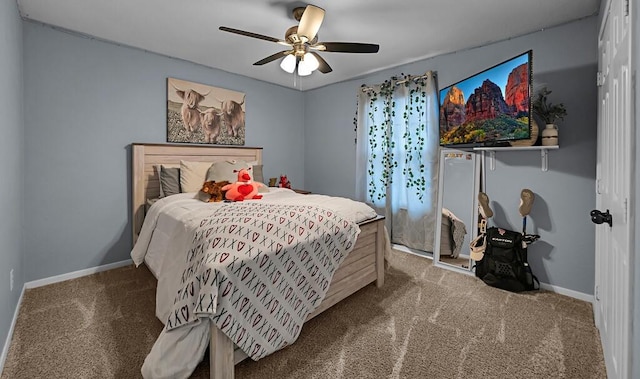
[280,54,296,73]
[297,64,313,76]
[300,52,320,72]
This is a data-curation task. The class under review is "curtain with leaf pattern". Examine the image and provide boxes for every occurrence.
[356,71,439,252]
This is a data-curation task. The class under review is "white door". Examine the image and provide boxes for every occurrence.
[594,0,633,378]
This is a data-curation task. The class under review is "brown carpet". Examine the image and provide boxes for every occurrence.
[438,255,471,269]
[2,249,606,379]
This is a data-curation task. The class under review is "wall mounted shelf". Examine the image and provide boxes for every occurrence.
[473,145,559,172]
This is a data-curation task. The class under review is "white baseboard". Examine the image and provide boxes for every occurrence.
[538,282,594,303]
[1,259,134,375]
[25,259,133,289]
[392,244,594,303]
[392,243,433,259]
[1,286,25,376]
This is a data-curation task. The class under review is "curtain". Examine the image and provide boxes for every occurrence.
[356,71,439,252]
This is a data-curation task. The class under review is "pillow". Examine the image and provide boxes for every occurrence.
[146,197,160,214]
[252,164,264,184]
[180,159,264,193]
[205,159,252,183]
[245,160,264,184]
[251,164,270,193]
[154,165,164,197]
[160,166,181,197]
[154,164,180,197]
[180,160,216,193]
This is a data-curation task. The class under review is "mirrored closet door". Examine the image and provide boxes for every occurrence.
[433,149,480,274]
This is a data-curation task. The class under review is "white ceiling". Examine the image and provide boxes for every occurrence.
[17,0,600,91]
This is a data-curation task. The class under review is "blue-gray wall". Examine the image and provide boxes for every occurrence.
[3,8,637,377]
[19,15,603,297]
[0,0,24,362]
[305,17,599,296]
[22,21,306,281]
[482,17,598,296]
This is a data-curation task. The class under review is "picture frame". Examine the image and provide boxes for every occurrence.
[167,77,246,145]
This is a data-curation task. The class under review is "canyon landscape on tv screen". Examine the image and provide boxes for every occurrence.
[439,50,532,147]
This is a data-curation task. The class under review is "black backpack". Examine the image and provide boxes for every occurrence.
[474,227,539,292]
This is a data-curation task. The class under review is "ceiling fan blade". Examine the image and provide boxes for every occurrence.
[219,26,286,44]
[297,5,325,42]
[315,42,380,53]
[253,51,292,66]
[310,52,332,74]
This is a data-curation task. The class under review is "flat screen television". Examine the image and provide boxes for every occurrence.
[439,50,532,147]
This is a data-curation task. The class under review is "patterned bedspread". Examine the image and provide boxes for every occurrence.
[165,202,360,360]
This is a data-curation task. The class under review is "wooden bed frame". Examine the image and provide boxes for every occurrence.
[131,143,385,379]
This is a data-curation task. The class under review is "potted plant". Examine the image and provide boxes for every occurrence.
[532,87,566,146]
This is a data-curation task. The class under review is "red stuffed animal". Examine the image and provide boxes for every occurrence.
[221,167,265,201]
[278,175,292,189]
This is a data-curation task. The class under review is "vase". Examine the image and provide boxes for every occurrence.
[541,124,558,146]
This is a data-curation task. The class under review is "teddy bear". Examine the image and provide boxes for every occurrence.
[200,180,230,202]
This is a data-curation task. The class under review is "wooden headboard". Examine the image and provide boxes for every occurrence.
[131,143,263,243]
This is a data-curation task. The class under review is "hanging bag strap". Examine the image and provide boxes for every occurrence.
[470,219,488,261]
[532,275,540,290]
[479,219,487,234]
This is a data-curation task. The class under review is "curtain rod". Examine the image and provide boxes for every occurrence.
[360,71,436,93]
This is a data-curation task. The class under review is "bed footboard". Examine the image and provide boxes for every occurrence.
[209,215,385,379]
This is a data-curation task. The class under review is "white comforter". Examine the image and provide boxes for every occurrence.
[132,188,377,280]
[131,188,377,378]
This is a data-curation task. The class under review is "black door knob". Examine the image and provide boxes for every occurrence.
[590,209,613,227]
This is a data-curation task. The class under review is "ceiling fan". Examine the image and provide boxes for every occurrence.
[219,4,379,75]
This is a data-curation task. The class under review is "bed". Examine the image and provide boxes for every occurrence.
[130,143,386,379]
